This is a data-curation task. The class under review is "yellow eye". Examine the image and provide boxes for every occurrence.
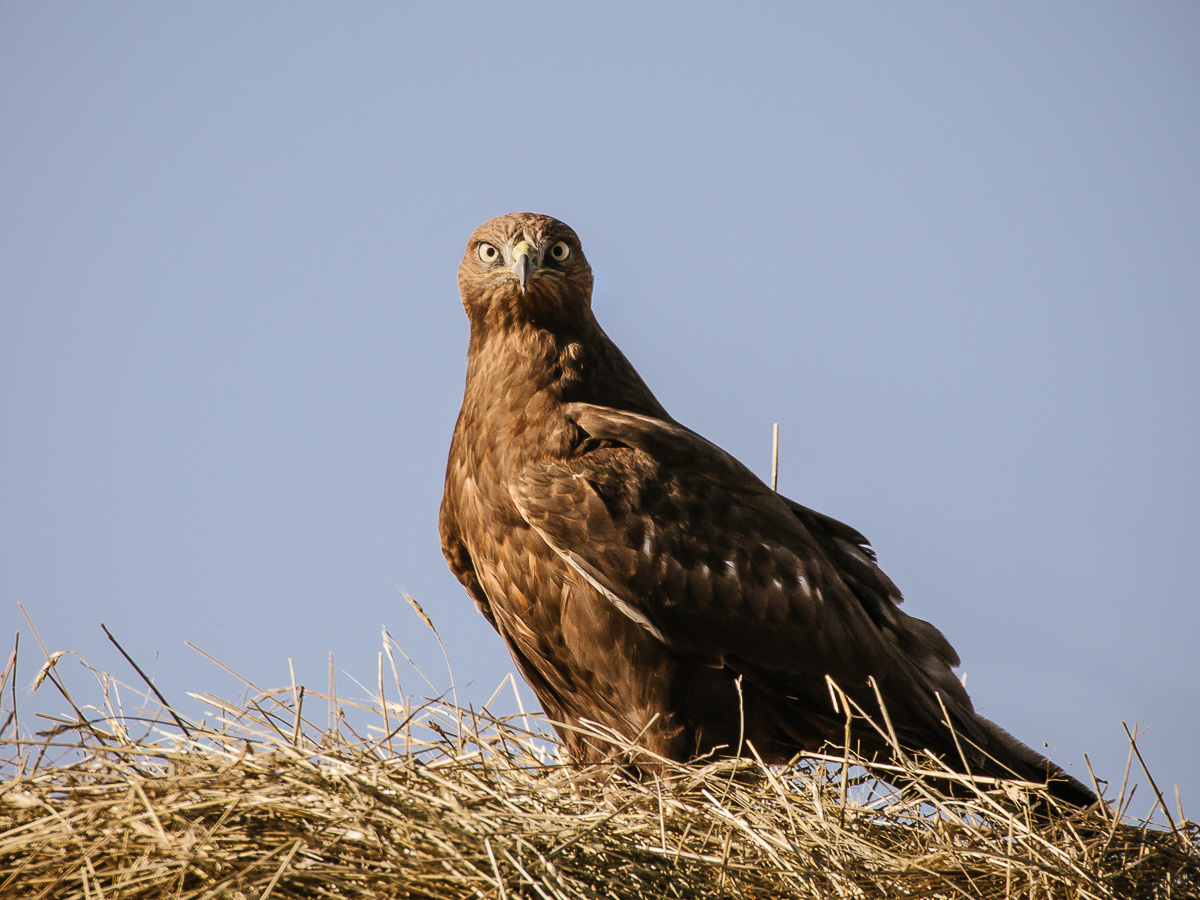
[477,242,499,264]
[550,241,570,262]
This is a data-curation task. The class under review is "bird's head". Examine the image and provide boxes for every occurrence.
[458,212,594,330]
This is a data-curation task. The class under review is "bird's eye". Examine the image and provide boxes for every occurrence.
[550,241,570,262]
[477,243,499,264]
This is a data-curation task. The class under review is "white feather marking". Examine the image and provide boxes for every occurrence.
[541,541,669,644]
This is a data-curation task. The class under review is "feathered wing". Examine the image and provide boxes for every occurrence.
[440,447,498,629]
[511,402,1092,800]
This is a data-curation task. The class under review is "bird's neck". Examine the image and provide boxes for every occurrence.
[460,321,586,456]
[467,318,576,388]
[459,314,667,460]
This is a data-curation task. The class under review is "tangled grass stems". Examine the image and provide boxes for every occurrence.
[0,636,1196,899]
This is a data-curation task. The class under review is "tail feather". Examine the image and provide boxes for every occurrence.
[971,715,1097,807]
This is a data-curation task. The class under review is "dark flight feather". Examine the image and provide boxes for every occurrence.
[440,212,1095,807]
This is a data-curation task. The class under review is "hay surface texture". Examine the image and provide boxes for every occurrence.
[1,654,1196,899]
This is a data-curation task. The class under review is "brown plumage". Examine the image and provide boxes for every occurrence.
[439,212,1095,806]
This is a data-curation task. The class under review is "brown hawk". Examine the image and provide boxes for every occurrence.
[439,211,1094,806]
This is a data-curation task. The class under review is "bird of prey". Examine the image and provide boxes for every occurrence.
[440,212,1095,806]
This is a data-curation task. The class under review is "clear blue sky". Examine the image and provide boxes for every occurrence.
[3,4,1197,815]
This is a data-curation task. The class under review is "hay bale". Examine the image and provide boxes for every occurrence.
[1,648,1196,899]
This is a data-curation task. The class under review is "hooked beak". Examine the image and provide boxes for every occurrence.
[511,240,533,292]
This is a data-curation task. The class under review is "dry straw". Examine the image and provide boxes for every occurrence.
[1,626,1196,899]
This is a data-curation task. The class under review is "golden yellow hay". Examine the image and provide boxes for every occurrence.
[1,639,1196,899]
